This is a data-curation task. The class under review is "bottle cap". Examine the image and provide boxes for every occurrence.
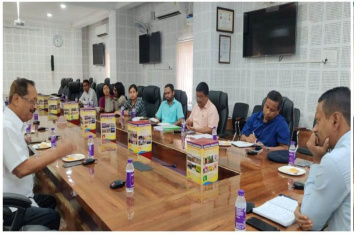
[89,135,92,138]
[51,127,54,130]
[128,158,133,163]
[238,189,244,196]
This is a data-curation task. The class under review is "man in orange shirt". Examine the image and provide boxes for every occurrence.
[186,82,219,134]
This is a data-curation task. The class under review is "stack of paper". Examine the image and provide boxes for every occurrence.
[153,124,181,132]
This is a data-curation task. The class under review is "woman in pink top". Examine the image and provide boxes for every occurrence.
[99,84,114,112]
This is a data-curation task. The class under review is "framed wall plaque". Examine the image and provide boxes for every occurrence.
[219,35,231,64]
[216,7,234,33]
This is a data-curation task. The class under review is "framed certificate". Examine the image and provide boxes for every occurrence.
[216,7,234,33]
[219,35,231,64]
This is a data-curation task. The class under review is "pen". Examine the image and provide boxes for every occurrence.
[252,132,257,143]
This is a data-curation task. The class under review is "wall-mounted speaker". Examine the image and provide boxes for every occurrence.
[51,55,54,71]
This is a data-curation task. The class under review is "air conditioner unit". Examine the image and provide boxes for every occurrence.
[96,24,108,37]
[155,2,188,20]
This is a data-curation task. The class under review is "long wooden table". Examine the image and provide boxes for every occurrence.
[30,112,309,231]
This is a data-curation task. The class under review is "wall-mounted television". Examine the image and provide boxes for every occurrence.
[93,43,105,65]
[243,2,297,58]
[139,32,161,64]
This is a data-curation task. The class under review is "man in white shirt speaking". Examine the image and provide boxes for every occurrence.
[294,87,351,231]
[3,78,76,230]
[79,79,98,107]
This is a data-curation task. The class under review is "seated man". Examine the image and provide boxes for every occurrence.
[3,78,76,230]
[240,90,289,151]
[186,82,219,134]
[295,87,350,231]
[155,84,184,125]
[79,79,98,107]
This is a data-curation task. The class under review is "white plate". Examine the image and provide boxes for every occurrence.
[62,154,86,162]
[219,141,231,147]
[278,166,306,176]
[32,142,51,149]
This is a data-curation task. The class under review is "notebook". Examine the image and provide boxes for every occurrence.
[231,141,261,148]
[252,195,298,227]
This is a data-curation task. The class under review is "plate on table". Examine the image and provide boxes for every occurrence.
[219,141,231,147]
[32,142,52,150]
[278,166,306,176]
[62,154,86,162]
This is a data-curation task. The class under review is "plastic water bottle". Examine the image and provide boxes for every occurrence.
[288,141,296,166]
[235,189,246,231]
[181,118,186,149]
[75,97,78,102]
[212,126,217,140]
[33,110,39,122]
[51,127,56,149]
[121,105,125,116]
[5,97,9,106]
[26,123,31,134]
[88,135,94,158]
[65,95,68,102]
[131,108,136,119]
[126,159,134,193]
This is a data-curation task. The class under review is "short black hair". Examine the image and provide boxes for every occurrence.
[266,90,283,110]
[165,84,174,92]
[318,86,350,126]
[196,82,209,96]
[102,83,110,91]
[9,78,35,103]
[129,84,138,93]
[114,82,125,98]
[83,79,90,86]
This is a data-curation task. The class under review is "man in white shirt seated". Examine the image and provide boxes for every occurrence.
[3,78,76,230]
[294,87,351,231]
[79,79,98,107]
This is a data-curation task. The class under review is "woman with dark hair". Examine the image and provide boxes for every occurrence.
[121,84,146,117]
[99,84,114,112]
[113,82,127,109]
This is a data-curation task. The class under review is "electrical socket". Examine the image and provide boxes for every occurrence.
[322,49,337,63]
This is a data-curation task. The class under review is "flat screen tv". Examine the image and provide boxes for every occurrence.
[139,32,161,64]
[243,2,297,58]
[93,43,105,65]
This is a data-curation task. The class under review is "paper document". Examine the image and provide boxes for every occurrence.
[231,141,261,148]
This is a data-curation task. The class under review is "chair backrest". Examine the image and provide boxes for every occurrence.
[104,78,110,85]
[294,108,300,128]
[252,105,262,114]
[62,78,71,98]
[58,78,66,95]
[68,81,81,101]
[162,89,188,118]
[137,86,145,97]
[231,102,249,131]
[261,96,294,144]
[142,86,161,118]
[208,90,229,135]
[88,77,93,85]
[96,83,105,105]
[76,78,80,82]
[110,84,114,96]
[91,82,97,91]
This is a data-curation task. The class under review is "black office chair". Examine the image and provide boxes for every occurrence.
[62,78,71,98]
[142,86,161,118]
[67,81,81,101]
[292,108,301,143]
[260,96,294,144]
[3,193,52,231]
[58,78,66,95]
[208,90,229,136]
[137,86,145,97]
[96,83,104,105]
[88,77,93,85]
[252,105,263,114]
[76,78,80,82]
[104,78,110,85]
[231,102,249,140]
[79,82,84,98]
[162,89,188,118]
[296,117,316,157]
[91,82,97,92]
[110,84,114,96]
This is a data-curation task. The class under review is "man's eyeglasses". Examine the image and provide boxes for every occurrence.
[196,95,205,101]
[21,96,38,106]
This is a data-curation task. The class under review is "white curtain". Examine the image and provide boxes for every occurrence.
[176,40,193,105]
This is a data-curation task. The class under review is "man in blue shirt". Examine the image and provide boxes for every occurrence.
[240,90,290,151]
[294,87,351,231]
[155,84,184,125]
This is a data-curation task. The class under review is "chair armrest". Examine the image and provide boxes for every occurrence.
[3,193,32,209]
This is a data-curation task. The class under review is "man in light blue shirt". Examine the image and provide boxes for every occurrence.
[294,87,351,231]
[155,84,184,125]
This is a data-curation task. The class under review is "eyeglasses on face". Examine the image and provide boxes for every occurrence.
[21,96,38,106]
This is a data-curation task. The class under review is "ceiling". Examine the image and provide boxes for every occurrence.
[3,2,142,28]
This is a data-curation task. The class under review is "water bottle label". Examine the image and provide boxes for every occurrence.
[182,123,186,132]
[289,151,296,165]
[235,207,246,230]
[51,136,56,147]
[26,124,31,133]
[88,143,94,158]
[213,134,217,140]
[34,113,38,121]
[126,172,134,188]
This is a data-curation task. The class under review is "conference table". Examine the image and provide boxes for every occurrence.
[29,110,309,231]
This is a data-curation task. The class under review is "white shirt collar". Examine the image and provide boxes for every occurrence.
[4,107,27,134]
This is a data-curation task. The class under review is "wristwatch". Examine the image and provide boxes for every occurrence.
[266,147,270,151]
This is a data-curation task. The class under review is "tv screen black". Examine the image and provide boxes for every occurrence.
[243,2,297,58]
[139,32,161,64]
[93,43,105,65]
